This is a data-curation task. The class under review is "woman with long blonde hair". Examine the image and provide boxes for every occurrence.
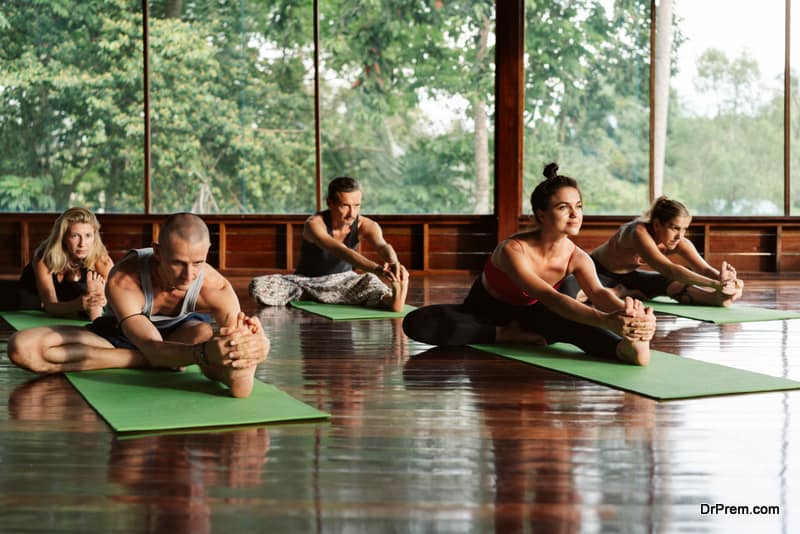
[564,196,744,306]
[16,207,113,320]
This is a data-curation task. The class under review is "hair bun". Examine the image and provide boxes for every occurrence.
[543,162,559,180]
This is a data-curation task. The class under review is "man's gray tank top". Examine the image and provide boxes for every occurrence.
[129,248,206,329]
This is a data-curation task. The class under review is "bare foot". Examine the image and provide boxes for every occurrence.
[225,364,257,398]
[206,315,270,398]
[496,321,547,345]
[201,364,256,398]
[84,271,107,320]
[616,337,650,366]
[86,270,106,295]
[383,265,409,312]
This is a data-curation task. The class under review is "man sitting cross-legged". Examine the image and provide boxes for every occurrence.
[249,176,409,311]
[8,213,270,398]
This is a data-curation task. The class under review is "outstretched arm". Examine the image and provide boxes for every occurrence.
[674,241,743,295]
[571,249,627,312]
[359,217,406,279]
[632,225,725,291]
[569,248,655,340]
[302,214,386,276]
[499,243,647,338]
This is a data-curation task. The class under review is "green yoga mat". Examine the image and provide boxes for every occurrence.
[289,300,415,320]
[469,342,800,400]
[0,310,90,330]
[644,297,800,324]
[65,366,329,432]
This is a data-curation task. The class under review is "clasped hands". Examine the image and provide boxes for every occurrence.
[375,262,408,288]
[611,296,656,342]
[203,313,270,369]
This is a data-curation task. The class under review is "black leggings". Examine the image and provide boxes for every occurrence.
[559,255,672,300]
[402,277,622,359]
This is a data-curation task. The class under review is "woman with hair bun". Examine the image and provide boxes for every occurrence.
[575,196,744,306]
[403,163,656,366]
[16,207,113,320]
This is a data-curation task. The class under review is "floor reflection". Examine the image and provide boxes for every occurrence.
[297,318,406,436]
[9,373,271,534]
[404,346,660,533]
[9,374,99,427]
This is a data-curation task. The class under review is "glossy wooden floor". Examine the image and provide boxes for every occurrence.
[1,274,799,533]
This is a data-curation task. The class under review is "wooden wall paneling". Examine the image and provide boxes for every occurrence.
[285,223,294,271]
[291,223,304,272]
[422,223,431,272]
[100,222,154,262]
[0,221,22,271]
[223,223,285,272]
[26,222,54,263]
[3,214,800,275]
[218,223,227,271]
[20,221,29,268]
[412,223,424,271]
[778,225,800,271]
[427,223,495,271]
[206,224,221,269]
[364,224,423,270]
[706,225,777,272]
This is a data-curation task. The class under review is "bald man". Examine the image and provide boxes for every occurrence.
[8,213,269,398]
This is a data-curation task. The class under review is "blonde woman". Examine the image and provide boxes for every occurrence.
[18,207,113,320]
[570,197,744,307]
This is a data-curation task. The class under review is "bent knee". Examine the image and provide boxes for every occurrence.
[7,331,55,374]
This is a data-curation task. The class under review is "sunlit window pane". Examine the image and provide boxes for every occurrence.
[148,0,316,214]
[318,1,495,214]
[523,0,650,215]
[0,1,144,213]
[665,1,784,215]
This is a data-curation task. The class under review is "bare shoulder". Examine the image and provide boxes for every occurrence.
[498,234,529,261]
[200,264,234,293]
[303,212,327,239]
[358,215,380,232]
[570,244,591,263]
[628,220,653,243]
[305,212,323,225]
[107,263,141,292]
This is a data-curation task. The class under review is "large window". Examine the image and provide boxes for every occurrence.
[148,1,316,213]
[318,1,495,214]
[523,0,650,215]
[0,0,144,212]
[664,1,784,215]
[6,2,800,217]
